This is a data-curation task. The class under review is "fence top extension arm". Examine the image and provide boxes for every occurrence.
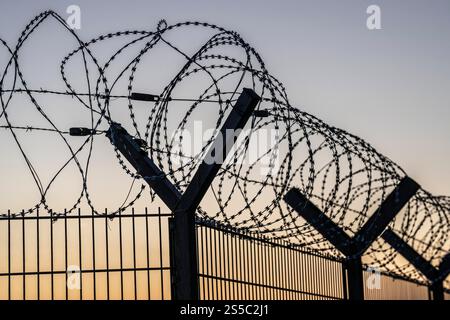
[352,177,420,254]
[439,252,450,280]
[173,88,260,214]
[105,88,260,213]
[106,122,182,210]
[284,188,354,256]
[382,228,440,282]
[284,176,420,258]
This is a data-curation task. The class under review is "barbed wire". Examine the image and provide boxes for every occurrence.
[0,10,448,285]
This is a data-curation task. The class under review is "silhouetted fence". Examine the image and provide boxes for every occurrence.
[0,208,446,300]
[1,11,449,301]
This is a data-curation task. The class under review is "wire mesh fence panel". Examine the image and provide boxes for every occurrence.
[196,220,346,300]
[0,207,444,300]
[0,208,171,300]
[363,270,429,300]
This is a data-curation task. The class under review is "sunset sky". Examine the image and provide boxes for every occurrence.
[0,0,449,301]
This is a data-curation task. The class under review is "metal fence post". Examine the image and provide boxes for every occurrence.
[430,281,444,301]
[345,257,364,300]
